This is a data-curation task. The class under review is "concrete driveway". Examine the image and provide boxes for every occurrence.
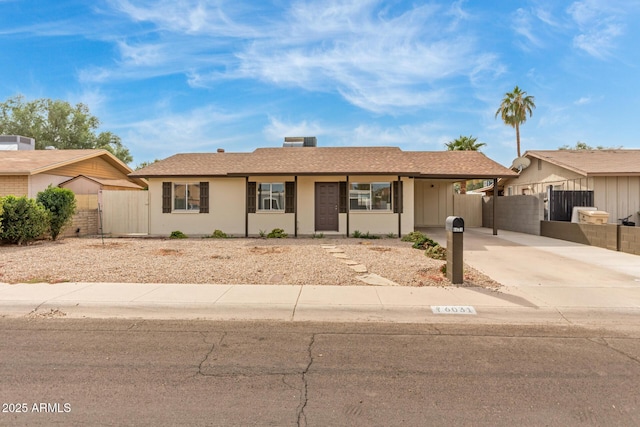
[423,227,640,310]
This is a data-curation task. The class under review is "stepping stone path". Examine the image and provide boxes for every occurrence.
[320,244,400,286]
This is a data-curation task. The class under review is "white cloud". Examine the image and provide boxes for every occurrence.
[263,117,451,150]
[567,0,626,59]
[574,96,591,105]
[117,105,252,161]
[263,117,325,143]
[109,0,260,37]
[78,0,503,114]
[512,8,543,49]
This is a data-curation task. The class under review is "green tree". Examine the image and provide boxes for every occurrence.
[495,86,536,158]
[445,135,486,151]
[559,141,622,150]
[0,95,132,163]
[0,196,50,245]
[36,186,77,241]
[446,135,486,194]
[135,159,161,170]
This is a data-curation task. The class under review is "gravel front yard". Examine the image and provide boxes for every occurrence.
[0,237,500,288]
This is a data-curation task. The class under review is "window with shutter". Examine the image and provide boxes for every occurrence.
[247,182,256,213]
[393,181,403,213]
[339,182,347,213]
[162,182,172,213]
[285,181,295,213]
[199,182,209,213]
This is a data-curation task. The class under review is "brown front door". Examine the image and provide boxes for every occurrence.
[315,182,339,231]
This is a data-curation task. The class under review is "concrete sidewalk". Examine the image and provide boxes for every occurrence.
[1,228,640,328]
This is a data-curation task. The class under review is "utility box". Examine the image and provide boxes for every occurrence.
[578,210,609,225]
[445,216,464,285]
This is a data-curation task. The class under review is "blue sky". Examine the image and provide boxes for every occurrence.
[1,0,639,167]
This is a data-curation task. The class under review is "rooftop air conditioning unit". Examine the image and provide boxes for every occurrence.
[0,135,35,150]
[283,136,317,147]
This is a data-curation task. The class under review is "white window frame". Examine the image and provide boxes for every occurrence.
[257,182,285,212]
[173,182,201,212]
[349,182,392,211]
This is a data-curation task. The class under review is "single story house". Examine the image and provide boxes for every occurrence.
[500,149,640,224]
[130,145,516,237]
[0,145,147,199]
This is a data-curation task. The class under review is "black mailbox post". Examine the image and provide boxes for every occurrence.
[445,216,464,284]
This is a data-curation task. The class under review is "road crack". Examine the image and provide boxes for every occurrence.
[296,333,316,427]
[589,337,640,366]
[196,331,226,377]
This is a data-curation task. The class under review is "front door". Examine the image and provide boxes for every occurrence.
[315,182,339,231]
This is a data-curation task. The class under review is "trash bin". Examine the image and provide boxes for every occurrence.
[578,210,609,224]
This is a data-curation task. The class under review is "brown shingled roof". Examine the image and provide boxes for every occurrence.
[526,150,640,176]
[130,147,517,179]
[0,149,129,175]
[0,149,147,188]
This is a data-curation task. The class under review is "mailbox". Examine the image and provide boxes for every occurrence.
[445,216,464,285]
[445,216,464,233]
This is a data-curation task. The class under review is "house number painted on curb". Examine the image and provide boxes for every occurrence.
[431,306,477,315]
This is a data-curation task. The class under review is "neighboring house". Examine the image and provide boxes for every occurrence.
[130,144,516,237]
[0,146,146,199]
[500,149,640,224]
[0,138,148,237]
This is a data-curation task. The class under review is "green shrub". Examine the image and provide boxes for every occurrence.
[411,235,439,250]
[210,229,228,238]
[0,195,50,245]
[258,229,267,238]
[352,230,380,239]
[425,245,447,260]
[36,186,77,241]
[312,233,324,238]
[267,228,287,238]
[401,231,426,243]
[361,231,380,239]
[386,233,396,238]
[169,230,188,239]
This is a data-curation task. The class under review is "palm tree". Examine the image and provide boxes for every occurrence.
[446,135,486,194]
[445,135,486,151]
[495,86,536,158]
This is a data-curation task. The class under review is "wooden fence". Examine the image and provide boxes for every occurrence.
[100,190,149,235]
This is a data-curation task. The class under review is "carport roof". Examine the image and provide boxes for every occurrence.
[130,147,517,179]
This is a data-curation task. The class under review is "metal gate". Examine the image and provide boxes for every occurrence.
[549,190,593,221]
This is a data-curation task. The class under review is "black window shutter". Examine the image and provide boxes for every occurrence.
[339,181,347,213]
[199,182,209,213]
[162,182,172,213]
[393,181,403,213]
[285,181,295,213]
[247,182,256,213]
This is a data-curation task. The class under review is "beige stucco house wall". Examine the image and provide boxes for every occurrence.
[147,175,414,237]
[148,178,246,236]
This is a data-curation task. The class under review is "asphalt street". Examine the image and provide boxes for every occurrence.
[1,318,639,426]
